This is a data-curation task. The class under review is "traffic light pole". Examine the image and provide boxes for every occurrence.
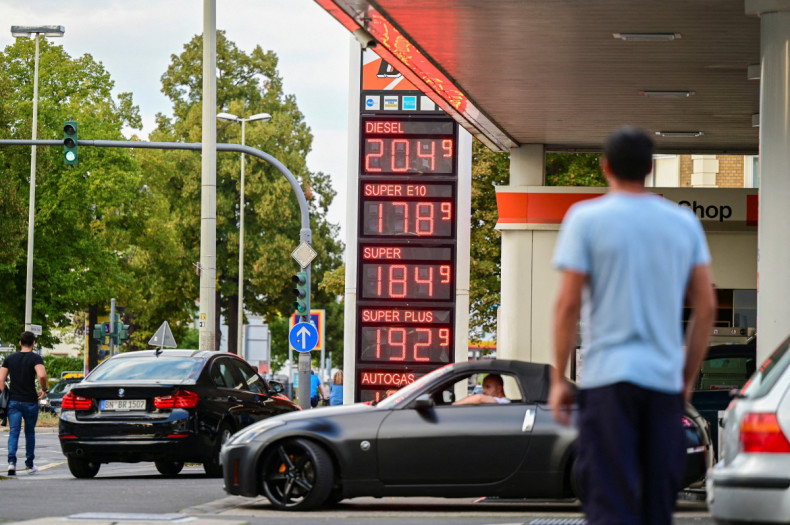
[1,138,314,404]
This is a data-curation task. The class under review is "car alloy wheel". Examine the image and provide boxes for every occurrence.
[260,438,334,511]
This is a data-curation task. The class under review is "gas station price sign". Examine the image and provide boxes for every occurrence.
[355,116,459,403]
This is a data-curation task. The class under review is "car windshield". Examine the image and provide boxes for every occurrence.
[376,364,453,409]
[87,357,202,382]
[741,337,790,398]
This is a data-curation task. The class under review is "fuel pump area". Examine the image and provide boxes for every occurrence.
[317,1,788,376]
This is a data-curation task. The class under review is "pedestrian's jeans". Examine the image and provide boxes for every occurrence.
[7,400,39,468]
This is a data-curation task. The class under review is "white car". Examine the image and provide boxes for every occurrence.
[707,335,790,524]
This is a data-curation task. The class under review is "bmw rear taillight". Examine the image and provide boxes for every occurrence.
[61,391,93,410]
[154,389,199,409]
[740,412,790,453]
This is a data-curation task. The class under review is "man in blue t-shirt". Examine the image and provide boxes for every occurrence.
[0,331,49,476]
[549,127,716,525]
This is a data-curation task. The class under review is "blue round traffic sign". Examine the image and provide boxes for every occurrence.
[289,322,319,353]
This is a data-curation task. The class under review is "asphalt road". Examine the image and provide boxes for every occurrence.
[0,429,716,525]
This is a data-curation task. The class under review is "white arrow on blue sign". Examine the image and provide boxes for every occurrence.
[289,322,319,353]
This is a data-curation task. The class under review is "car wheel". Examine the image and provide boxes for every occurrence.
[155,460,184,476]
[67,456,100,479]
[260,438,334,511]
[204,421,233,478]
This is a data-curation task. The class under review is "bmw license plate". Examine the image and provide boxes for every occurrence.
[101,399,146,411]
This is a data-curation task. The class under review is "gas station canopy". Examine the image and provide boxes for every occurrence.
[316,0,760,154]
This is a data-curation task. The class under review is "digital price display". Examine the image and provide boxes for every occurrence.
[355,115,459,403]
[362,182,455,238]
[362,119,456,175]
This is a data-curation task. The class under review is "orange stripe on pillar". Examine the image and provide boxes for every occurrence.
[497,192,603,225]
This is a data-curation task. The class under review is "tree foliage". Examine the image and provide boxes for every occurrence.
[0,38,143,346]
[469,140,510,337]
[140,31,344,353]
[546,153,605,186]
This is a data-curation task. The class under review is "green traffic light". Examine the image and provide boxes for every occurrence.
[63,120,78,165]
[292,271,309,314]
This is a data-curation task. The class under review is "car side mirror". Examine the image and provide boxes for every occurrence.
[269,381,284,394]
[413,394,434,410]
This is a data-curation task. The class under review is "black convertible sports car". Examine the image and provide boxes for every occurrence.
[59,350,299,478]
[221,359,712,510]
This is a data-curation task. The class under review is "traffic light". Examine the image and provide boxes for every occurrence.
[92,323,105,342]
[292,271,309,315]
[118,323,130,342]
[63,121,78,165]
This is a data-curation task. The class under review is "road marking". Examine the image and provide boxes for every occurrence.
[39,461,65,471]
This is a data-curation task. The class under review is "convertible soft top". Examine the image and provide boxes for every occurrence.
[450,359,554,403]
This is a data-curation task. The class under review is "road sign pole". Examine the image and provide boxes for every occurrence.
[298,352,311,410]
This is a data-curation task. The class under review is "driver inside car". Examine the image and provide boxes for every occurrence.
[453,374,511,405]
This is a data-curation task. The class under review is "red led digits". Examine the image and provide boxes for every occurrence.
[362,138,455,174]
[414,266,433,296]
[441,202,452,221]
[365,139,384,172]
[417,140,436,171]
[416,203,434,235]
[365,263,452,300]
[364,327,451,363]
[414,328,431,361]
[363,201,452,237]
[388,328,407,361]
[442,139,453,158]
[440,328,450,347]
[390,265,408,298]
[392,139,409,172]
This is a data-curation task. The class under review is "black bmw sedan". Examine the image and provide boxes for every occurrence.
[221,359,711,510]
[59,349,299,479]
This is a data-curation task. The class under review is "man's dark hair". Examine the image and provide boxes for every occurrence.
[484,373,504,387]
[603,126,654,181]
[19,331,36,347]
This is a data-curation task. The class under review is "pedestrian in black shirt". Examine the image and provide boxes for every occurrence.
[0,331,48,475]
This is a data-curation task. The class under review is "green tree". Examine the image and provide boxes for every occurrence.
[142,31,343,353]
[546,153,605,186]
[0,38,144,346]
[469,140,510,337]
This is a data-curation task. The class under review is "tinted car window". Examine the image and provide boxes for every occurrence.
[88,357,202,382]
[233,360,267,394]
[50,380,77,395]
[696,356,755,391]
[742,337,790,398]
[213,359,243,390]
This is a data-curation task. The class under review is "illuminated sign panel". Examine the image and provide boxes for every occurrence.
[355,115,458,402]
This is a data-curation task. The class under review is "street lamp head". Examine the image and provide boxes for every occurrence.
[247,113,272,123]
[216,112,239,122]
[11,25,65,38]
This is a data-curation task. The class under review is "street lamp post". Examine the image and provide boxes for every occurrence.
[216,112,272,356]
[11,25,65,331]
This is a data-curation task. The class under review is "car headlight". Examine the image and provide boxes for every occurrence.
[228,419,285,445]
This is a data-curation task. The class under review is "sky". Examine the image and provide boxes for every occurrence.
[0,0,353,236]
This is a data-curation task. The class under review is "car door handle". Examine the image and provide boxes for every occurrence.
[522,408,536,432]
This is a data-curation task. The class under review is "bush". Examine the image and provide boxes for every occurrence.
[43,355,84,386]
